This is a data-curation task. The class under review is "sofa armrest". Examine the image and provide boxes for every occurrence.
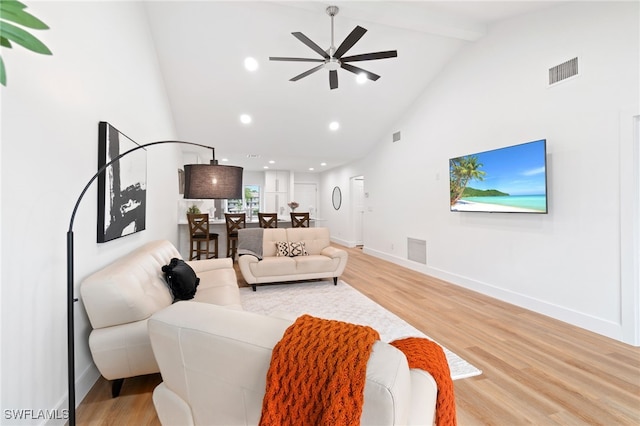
[185,257,233,274]
[320,246,347,260]
[408,369,437,425]
[237,255,260,284]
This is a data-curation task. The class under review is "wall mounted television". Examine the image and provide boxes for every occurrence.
[449,139,548,213]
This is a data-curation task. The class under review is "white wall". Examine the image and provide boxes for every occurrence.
[1,1,185,423]
[322,2,639,345]
[320,159,367,246]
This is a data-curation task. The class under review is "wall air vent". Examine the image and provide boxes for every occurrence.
[407,238,427,265]
[392,131,401,143]
[549,57,579,85]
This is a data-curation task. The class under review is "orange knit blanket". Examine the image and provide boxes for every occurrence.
[259,315,456,426]
[391,337,457,426]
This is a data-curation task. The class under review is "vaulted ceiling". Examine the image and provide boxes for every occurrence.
[144,1,560,172]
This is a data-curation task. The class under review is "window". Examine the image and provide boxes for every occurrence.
[226,185,260,215]
[245,185,260,216]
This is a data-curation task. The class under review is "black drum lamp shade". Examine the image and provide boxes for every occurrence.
[184,163,243,199]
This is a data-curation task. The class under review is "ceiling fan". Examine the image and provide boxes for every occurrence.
[269,5,397,90]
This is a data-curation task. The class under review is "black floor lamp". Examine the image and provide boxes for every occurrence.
[66,139,242,425]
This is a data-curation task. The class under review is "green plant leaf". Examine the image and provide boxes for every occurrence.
[0,6,49,30]
[0,20,50,54]
[0,1,28,12]
[0,55,6,86]
[0,1,51,87]
[0,36,12,48]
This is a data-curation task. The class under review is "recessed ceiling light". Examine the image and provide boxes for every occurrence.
[244,57,258,71]
[329,121,340,131]
[221,158,229,162]
[320,162,327,166]
[269,160,275,164]
[263,166,269,169]
[240,114,252,124]
[309,167,315,171]
[356,73,367,84]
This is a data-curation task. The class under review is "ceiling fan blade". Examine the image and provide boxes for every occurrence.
[290,64,325,82]
[334,26,367,59]
[269,57,325,62]
[329,70,338,90]
[340,50,398,62]
[292,32,330,59]
[340,63,380,81]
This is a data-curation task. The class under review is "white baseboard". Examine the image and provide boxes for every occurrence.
[362,247,626,343]
[76,364,101,406]
[331,236,357,247]
[46,364,100,426]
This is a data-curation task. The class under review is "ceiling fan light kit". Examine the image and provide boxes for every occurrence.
[269,6,397,90]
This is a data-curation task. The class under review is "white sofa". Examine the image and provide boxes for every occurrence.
[148,301,438,425]
[80,239,240,396]
[237,227,348,291]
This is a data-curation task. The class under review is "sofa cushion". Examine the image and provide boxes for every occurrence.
[162,258,200,301]
[249,257,297,277]
[81,240,178,329]
[294,255,339,274]
[194,268,243,309]
[263,229,288,257]
[286,228,330,255]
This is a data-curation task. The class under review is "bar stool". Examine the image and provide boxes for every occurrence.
[224,213,246,260]
[187,213,218,260]
[258,212,278,228]
[290,212,310,228]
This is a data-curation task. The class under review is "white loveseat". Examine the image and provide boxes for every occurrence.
[237,227,348,291]
[80,239,240,395]
[148,301,438,425]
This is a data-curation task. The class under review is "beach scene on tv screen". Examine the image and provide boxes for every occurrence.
[449,140,547,213]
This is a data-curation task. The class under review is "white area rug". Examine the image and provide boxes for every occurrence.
[240,280,482,380]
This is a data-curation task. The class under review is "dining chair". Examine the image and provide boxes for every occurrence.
[186,213,218,260]
[258,212,278,228]
[224,213,246,260]
[290,212,310,228]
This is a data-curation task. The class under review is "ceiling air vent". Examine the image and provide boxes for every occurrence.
[549,57,578,85]
[392,131,401,143]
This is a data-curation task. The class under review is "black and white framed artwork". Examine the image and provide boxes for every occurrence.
[97,122,147,243]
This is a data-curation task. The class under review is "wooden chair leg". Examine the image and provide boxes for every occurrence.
[189,241,195,261]
[227,237,237,259]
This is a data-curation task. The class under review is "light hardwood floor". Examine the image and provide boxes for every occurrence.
[76,245,640,425]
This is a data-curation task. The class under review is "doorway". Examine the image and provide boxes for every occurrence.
[351,176,365,246]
